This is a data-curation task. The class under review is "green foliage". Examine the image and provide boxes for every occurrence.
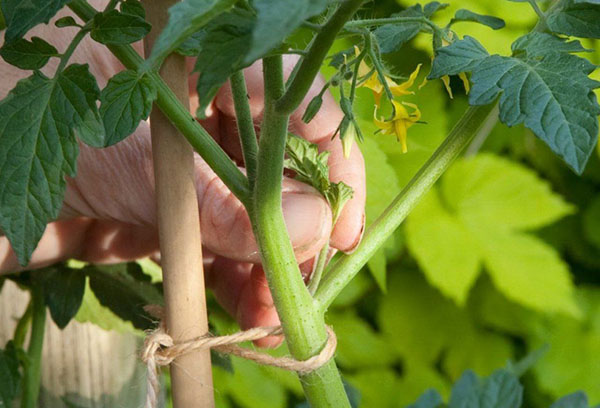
[583,195,600,249]
[449,9,506,30]
[0,37,59,70]
[430,34,600,174]
[546,0,600,39]
[407,154,577,313]
[90,9,151,45]
[146,0,236,67]
[0,341,21,407]
[99,70,157,146]
[0,64,103,265]
[54,16,80,28]
[0,0,70,42]
[40,265,86,329]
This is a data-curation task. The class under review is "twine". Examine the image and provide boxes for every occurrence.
[141,306,337,408]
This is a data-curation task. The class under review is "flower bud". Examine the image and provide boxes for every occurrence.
[302,95,323,124]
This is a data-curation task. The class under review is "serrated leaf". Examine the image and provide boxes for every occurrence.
[0,64,103,265]
[1,0,70,42]
[512,32,590,57]
[40,265,86,329]
[0,36,58,70]
[285,134,331,192]
[90,9,151,45]
[429,35,490,78]
[550,392,589,408]
[478,369,523,408]
[147,0,236,67]
[189,9,255,114]
[0,341,20,408]
[85,262,163,331]
[244,0,330,63]
[547,0,600,39]
[408,389,444,408]
[373,5,426,54]
[450,9,506,30]
[99,70,156,147]
[449,370,479,408]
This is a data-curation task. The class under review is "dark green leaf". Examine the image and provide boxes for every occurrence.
[55,16,79,28]
[41,265,86,329]
[550,392,589,408]
[0,64,103,265]
[120,0,145,19]
[429,35,489,78]
[423,2,449,17]
[99,70,156,147]
[408,389,444,408]
[1,0,70,42]
[85,262,163,331]
[0,341,21,407]
[512,32,590,57]
[449,370,479,407]
[450,9,505,30]
[244,0,331,63]
[190,9,255,114]
[0,36,59,70]
[343,380,361,408]
[373,5,427,54]
[91,9,151,45]
[147,0,236,67]
[479,369,523,408]
[547,0,600,38]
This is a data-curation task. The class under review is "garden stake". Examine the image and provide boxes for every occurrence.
[142,1,214,406]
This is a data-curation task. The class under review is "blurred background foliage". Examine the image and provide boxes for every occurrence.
[201,0,600,406]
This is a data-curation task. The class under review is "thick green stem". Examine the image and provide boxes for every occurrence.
[21,286,46,408]
[276,0,365,114]
[314,103,498,311]
[230,70,259,189]
[253,56,350,408]
[68,0,250,205]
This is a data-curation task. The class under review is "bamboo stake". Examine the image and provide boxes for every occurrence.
[142,1,214,406]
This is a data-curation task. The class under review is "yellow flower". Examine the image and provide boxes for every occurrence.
[374,100,421,153]
[389,64,422,97]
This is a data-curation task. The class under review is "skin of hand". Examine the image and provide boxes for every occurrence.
[0,4,366,347]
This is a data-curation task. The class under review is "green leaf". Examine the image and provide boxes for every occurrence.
[407,389,444,408]
[373,5,426,54]
[99,70,157,147]
[189,9,255,114]
[120,0,146,19]
[0,64,103,265]
[90,9,151,45]
[85,262,163,331]
[547,0,600,39]
[1,0,70,42]
[550,392,589,408]
[147,0,236,67]
[511,32,590,57]
[0,36,59,70]
[244,0,330,63]
[429,35,490,78]
[41,265,86,329]
[448,370,479,407]
[450,9,506,30]
[54,16,79,28]
[423,2,449,17]
[0,341,21,407]
[479,369,523,408]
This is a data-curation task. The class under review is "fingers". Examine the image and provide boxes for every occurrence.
[213,57,366,252]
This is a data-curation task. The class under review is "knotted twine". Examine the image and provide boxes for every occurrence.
[141,306,337,408]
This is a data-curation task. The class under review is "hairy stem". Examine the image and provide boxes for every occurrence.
[68,0,250,205]
[21,286,46,408]
[314,103,498,311]
[277,0,365,114]
[230,70,259,189]
[308,241,329,295]
[252,56,350,408]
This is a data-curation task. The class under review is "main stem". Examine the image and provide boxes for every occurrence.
[21,286,46,408]
[315,103,498,311]
[252,56,350,408]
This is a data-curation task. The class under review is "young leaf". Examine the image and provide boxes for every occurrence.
[90,9,151,45]
[55,16,79,28]
[147,0,236,67]
[85,262,163,331]
[450,9,506,30]
[0,36,59,70]
[0,64,103,265]
[546,0,600,39]
[373,5,426,54]
[244,0,331,63]
[40,265,86,329]
[99,70,157,147]
[550,392,589,408]
[0,341,21,407]
[188,9,255,115]
[1,0,71,42]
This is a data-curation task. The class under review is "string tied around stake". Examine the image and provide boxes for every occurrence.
[141,305,337,408]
